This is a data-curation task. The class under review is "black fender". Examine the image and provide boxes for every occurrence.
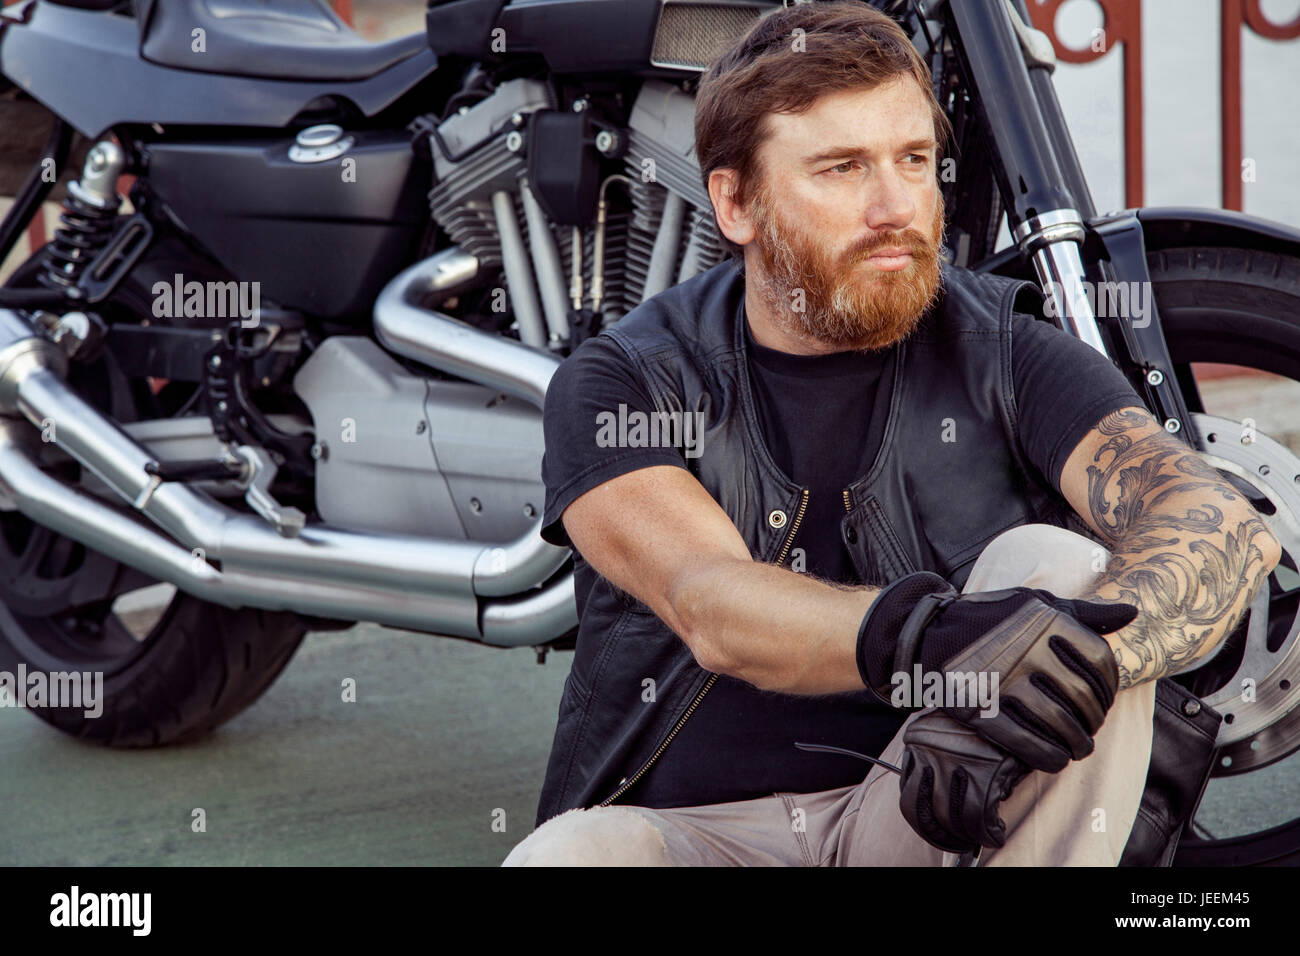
[978,206,1300,280]
[1131,206,1300,259]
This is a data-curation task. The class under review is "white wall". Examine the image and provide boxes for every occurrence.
[1046,0,1300,226]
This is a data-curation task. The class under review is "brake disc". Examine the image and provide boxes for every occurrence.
[1185,413,1300,774]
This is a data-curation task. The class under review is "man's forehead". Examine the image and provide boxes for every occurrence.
[760,77,934,156]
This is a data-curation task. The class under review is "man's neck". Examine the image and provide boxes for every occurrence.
[743,284,849,357]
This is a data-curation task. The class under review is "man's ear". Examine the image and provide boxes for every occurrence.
[708,168,757,248]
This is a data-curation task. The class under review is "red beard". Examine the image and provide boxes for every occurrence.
[748,184,947,352]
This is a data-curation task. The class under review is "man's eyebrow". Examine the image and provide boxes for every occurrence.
[801,138,939,166]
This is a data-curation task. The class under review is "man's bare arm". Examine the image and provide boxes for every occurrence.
[560,465,879,695]
[1057,406,1282,689]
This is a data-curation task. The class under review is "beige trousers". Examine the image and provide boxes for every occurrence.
[502,523,1158,866]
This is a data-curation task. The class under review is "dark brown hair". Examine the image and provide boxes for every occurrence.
[693,1,953,260]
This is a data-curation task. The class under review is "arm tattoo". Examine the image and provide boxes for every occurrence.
[1085,409,1277,688]
[1086,408,1237,549]
[1096,519,1274,686]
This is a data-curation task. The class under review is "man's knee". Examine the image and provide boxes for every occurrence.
[983,681,1158,866]
[501,806,672,866]
[969,523,1109,596]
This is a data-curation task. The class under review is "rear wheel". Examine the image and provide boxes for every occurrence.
[1141,246,1300,865]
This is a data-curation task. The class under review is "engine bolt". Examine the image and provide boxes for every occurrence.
[415,420,427,434]
[595,130,618,155]
[470,497,482,513]
[505,130,524,153]
[310,441,328,461]
[1164,418,1181,434]
[572,99,588,112]
[209,355,222,369]
[523,503,536,517]
[1145,368,1164,386]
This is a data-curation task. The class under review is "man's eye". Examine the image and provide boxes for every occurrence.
[829,161,856,174]
[905,154,928,165]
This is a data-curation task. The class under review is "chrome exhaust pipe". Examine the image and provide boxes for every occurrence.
[0,420,574,646]
[0,247,578,642]
[373,246,571,595]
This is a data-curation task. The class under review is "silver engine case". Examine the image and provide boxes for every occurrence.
[293,336,545,542]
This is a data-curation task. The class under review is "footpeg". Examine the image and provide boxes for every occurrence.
[144,457,247,483]
[137,453,248,509]
[231,445,306,538]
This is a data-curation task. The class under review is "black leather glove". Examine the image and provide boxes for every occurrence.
[856,571,1138,772]
[898,709,1031,853]
[935,592,1134,771]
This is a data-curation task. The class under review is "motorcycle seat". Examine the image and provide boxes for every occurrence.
[136,0,428,82]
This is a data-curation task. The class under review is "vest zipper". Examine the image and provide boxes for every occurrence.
[842,488,853,513]
[774,488,810,566]
[596,487,810,808]
[596,671,718,807]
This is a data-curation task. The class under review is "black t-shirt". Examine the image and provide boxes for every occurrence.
[742,313,896,582]
[539,292,1143,809]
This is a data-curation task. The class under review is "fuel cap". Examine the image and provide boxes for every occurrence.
[290,124,354,163]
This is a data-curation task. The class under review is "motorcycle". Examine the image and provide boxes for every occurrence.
[0,0,1297,866]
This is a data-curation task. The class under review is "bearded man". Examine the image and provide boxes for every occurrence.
[501,1,1279,866]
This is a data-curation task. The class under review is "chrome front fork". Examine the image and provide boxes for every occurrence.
[1013,208,1108,356]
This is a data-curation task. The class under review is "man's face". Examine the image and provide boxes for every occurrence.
[743,76,946,352]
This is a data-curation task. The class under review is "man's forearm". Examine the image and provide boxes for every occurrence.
[668,558,880,695]
[1087,513,1277,688]
[1072,410,1282,688]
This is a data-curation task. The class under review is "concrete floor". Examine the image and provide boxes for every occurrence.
[0,624,566,866]
[2,610,1297,866]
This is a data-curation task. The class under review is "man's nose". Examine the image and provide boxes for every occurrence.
[864,167,917,234]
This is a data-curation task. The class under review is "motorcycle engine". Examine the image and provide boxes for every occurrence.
[424,77,727,340]
[295,78,728,541]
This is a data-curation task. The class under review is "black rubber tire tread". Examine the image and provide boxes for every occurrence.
[1147,246,1300,379]
[7,595,309,748]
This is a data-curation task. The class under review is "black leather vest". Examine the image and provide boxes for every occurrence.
[535,258,1098,827]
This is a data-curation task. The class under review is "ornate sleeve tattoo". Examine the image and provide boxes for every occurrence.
[1083,408,1279,689]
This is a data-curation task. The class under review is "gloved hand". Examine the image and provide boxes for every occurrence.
[856,571,1138,772]
[898,709,1031,853]
[935,590,1134,772]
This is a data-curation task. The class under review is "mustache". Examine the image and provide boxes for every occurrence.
[842,228,937,265]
